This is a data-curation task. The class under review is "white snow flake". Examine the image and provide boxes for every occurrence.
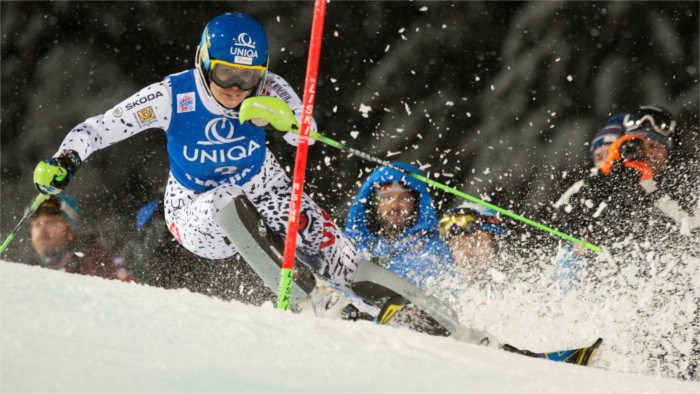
[359,104,372,118]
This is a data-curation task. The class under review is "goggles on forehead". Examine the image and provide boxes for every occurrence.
[376,180,413,196]
[439,207,505,239]
[439,210,482,238]
[209,59,265,91]
[623,108,676,137]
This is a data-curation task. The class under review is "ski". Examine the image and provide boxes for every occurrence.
[342,297,466,338]
[218,198,593,359]
[379,300,451,337]
[501,338,603,366]
[216,196,317,305]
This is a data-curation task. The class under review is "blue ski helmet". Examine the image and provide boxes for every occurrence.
[199,13,269,72]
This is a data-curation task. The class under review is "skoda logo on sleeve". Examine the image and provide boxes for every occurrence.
[197,117,241,145]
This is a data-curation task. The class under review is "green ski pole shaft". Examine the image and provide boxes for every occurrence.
[306,130,600,253]
[0,193,50,254]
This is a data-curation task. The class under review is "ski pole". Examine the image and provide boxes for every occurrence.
[310,132,598,252]
[239,97,599,252]
[277,0,328,310]
[0,193,50,254]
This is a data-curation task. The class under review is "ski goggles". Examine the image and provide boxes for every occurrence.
[208,59,265,91]
[623,107,676,137]
[439,210,482,238]
[438,208,504,238]
[376,180,413,196]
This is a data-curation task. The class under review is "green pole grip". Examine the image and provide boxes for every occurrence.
[34,162,67,185]
[277,268,295,310]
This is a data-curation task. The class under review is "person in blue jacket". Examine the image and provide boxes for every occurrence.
[344,162,455,291]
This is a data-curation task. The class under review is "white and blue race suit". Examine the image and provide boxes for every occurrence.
[57,69,359,287]
[167,70,267,191]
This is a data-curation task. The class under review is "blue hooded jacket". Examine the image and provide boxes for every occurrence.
[344,162,455,290]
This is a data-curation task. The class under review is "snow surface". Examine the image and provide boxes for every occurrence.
[1,261,697,393]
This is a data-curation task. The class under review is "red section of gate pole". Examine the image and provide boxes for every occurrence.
[277,0,327,309]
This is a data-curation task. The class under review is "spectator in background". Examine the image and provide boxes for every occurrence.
[438,202,505,276]
[561,106,698,242]
[344,162,454,291]
[598,106,699,235]
[331,162,457,330]
[436,202,512,308]
[29,194,134,282]
[557,106,699,380]
[552,106,699,293]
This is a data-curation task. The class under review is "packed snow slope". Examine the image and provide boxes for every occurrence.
[1,261,696,393]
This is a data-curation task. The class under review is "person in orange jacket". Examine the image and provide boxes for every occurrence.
[29,194,134,282]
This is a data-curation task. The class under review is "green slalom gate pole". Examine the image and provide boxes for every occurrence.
[306,130,600,252]
[0,193,50,255]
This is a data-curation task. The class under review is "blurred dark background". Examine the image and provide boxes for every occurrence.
[2,1,698,263]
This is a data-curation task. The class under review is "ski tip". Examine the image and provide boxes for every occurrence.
[578,338,604,367]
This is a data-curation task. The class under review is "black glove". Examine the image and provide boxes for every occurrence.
[606,159,642,185]
[606,159,663,206]
[33,149,82,194]
[601,135,654,186]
